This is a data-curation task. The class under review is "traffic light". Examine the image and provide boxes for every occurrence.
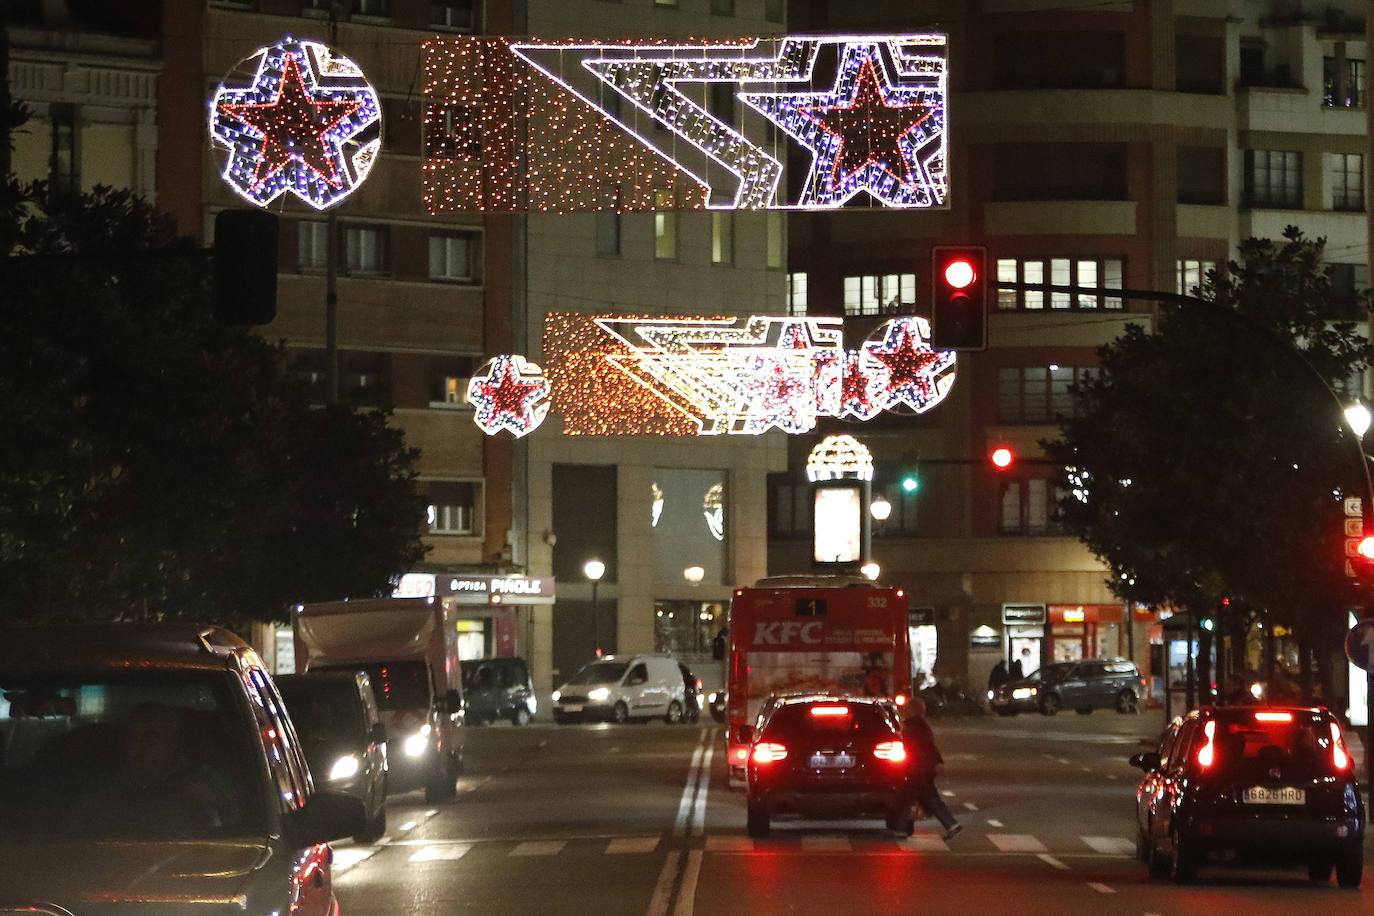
[989,446,1015,470]
[900,472,920,493]
[930,245,988,351]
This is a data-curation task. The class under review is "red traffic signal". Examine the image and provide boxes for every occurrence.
[990,446,1014,469]
[930,245,988,351]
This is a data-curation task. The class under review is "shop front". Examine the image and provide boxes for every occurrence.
[396,571,556,661]
[1046,604,1126,663]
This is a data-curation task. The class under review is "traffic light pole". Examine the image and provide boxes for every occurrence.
[996,279,1374,788]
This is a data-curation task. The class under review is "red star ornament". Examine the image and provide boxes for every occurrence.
[839,350,880,420]
[869,321,944,409]
[468,356,550,437]
[219,53,363,191]
[800,57,932,193]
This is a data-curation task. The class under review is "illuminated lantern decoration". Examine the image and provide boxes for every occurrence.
[466,355,551,438]
[211,37,382,210]
[424,35,947,212]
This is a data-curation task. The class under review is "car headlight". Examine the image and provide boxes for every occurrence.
[551,689,561,702]
[587,687,611,701]
[329,754,360,781]
[987,690,994,700]
[404,724,432,758]
[708,691,719,704]
[1012,687,1033,699]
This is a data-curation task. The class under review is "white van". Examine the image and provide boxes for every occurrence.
[552,654,687,724]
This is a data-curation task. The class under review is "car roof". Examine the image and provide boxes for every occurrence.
[0,623,253,674]
[774,695,889,709]
[1194,705,1333,722]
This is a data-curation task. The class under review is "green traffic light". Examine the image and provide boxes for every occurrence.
[901,475,920,493]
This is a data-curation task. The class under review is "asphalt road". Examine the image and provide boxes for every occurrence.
[332,707,1374,915]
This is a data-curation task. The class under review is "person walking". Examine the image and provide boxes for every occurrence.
[987,659,1009,692]
[902,698,961,840]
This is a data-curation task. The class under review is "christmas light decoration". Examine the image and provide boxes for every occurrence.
[211,37,381,210]
[463,314,957,437]
[807,435,874,482]
[423,34,947,212]
[466,355,551,438]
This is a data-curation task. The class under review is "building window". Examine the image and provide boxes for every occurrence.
[299,220,329,271]
[431,0,477,30]
[1177,259,1216,296]
[425,104,480,160]
[710,0,734,14]
[1328,153,1364,212]
[766,211,783,269]
[871,483,919,536]
[764,0,784,21]
[787,272,807,316]
[711,212,734,265]
[430,358,476,405]
[843,273,915,316]
[595,188,622,257]
[1246,150,1302,208]
[654,0,677,6]
[352,0,389,16]
[429,232,478,281]
[709,81,735,124]
[995,258,1124,310]
[345,225,385,274]
[1324,56,1367,108]
[50,103,78,193]
[1000,479,1061,535]
[997,366,1097,424]
[426,481,478,535]
[770,482,813,537]
[654,190,676,259]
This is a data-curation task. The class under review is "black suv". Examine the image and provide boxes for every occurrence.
[1131,706,1364,886]
[743,696,915,838]
[0,623,366,914]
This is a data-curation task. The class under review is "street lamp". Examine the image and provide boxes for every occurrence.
[585,559,606,656]
[870,497,892,521]
[1345,401,1371,438]
[860,562,881,581]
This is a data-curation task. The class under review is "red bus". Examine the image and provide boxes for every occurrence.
[725,577,912,785]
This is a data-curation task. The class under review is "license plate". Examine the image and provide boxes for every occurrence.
[1242,786,1306,805]
[561,704,583,713]
[808,754,855,768]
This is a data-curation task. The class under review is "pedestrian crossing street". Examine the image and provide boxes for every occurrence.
[334,830,1138,874]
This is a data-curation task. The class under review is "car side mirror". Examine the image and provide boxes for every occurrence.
[370,722,387,743]
[292,789,367,847]
[1129,751,1162,772]
[738,725,754,745]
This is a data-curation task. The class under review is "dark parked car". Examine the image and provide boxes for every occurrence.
[743,695,915,838]
[990,658,1144,716]
[277,670,388,841]
[1131,706,1365,886]
[0,623,366,915]
[463,657,536,726]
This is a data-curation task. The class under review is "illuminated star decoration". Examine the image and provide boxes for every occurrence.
[466,355,551,437]
[742,41,946,208]
[211,37,382,210]
[504,35,946,210]
[862,318,956,413]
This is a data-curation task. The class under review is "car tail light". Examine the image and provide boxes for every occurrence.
[730,745,750,766]
[752,742,788,764]
[894,694,908,707]
[810,705,850,718]
[1254,711,1292,722]
[874,740,907,762]
[1331,722,1351,770]
[1196,721,1216,768]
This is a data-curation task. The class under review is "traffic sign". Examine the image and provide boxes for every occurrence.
[1346,498,1365,579]
[1345,618,1374,671]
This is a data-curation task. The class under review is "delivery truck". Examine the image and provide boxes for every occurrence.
[293,597,466,802]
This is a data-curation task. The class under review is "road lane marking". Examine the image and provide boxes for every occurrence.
[674,739,706,836]
[988,834,1047,853]
[511,840,566,856]
[409,844,471,862]
[1081,836,1134,856]
[646,851,681,916]
[332,847,379,873]
[986,819,1004,827]
[673,849,703,916]
[801,836,851,852]
[902,834,949,852]
[692,743,713,834]
[1087,882,1116,894]
[1037,854,1070,870]
[607,836,661,854]
[705,837,755,852]
[397,821,417,832]
[1057,757,1071,765]
[940,790,956,797]
[962,802,979,811]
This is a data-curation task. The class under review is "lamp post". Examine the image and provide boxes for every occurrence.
[585,559,605,657]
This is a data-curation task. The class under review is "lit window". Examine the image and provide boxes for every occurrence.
[765,211,783,269]
[345,225,384,273]
[1176,259,1216,296]
[429,232,478,281]
[298,221,328,271]
[787,272,807,316]
[654,190,676,259]
[712,212,734,264]
[426,481,478,535]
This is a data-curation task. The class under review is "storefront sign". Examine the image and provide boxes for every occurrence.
[1002,603,1046,625]
[442,575,557,604]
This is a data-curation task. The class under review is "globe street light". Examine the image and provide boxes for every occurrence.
[585,559,606,656]
[1345,401,1371,438]
[870,497,892,521]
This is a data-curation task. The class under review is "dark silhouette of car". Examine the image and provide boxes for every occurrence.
[0,623,366,914]
[743,695,915,838]
[991,658,1144,716]
[1131,705,1364,886]
[277,670,388,841]
[463,657,536,726]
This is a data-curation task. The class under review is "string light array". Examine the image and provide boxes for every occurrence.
[806,435,875,482]
[210,37,381,210]
[466,314,957,438]
[422,34,947,212]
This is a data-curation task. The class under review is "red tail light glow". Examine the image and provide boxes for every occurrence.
[810,705,850,718]
[1332,722,1351,770]
[873,740,907,762]
[1254,711,1293,722]
[1196,720,1216,768]
[752,742,788,764]
[730,745,750,766]
[894,694,908,707]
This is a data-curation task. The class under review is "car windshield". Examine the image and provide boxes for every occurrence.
[763,702,894,742]
[1216,713,1346,776]
[277,679,361,738]
[565,661,629,686]
[1031,664,1073,684]
[0,671,266,840]
[319,661,428,712]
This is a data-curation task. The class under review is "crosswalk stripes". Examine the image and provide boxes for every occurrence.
[901,833,949,852]
[986,833,1047,853]
[510,840,566,856]
[409,844,472,862]
[1081,836,1134,856]
[607,836,662,854]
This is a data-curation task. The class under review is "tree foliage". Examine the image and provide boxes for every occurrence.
[1044,228,1371,647]
[0,182,428,627]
